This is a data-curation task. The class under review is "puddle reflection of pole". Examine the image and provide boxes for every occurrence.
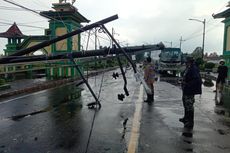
[69,56,101,109]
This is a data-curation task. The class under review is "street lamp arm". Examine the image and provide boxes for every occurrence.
[188,18,206,59]
[189,18,205,24]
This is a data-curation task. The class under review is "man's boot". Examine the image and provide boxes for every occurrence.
[144,94,151,102]
[150,94,154,102]
[150,92,154,102]
[179,109,188,123]
[184,110,194,129]
[146,93,154,103]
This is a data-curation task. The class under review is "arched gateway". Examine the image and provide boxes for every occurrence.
[0,1,89,78]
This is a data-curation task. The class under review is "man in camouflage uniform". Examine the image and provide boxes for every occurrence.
[179,57,202,129]
[144,57,155,103]
[215,59,228,105]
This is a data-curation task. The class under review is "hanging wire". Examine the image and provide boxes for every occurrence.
[0,21,46,29]
[82,30,112,45]
[85,30,92,51]
[184,22,223,43]
[99,27,132,75]
[84,28,113,153]
[96,29,110,99]
[0,5,31,11]
[57,11,71,33]
[1,0,75,55]
[31,0,50,10]
[2,0,78,28]
[183,1,228,43]
[2,0,43,17]
[86,30,91,81]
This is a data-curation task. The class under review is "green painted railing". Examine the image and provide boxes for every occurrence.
[0,84,11,90]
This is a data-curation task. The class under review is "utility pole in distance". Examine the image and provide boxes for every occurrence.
[179,36,185,50]
[164,41,173,48]
[189,18,206,59]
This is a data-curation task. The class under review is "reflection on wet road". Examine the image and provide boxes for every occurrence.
[139,81,230,153]
[1,69,230,153]
[0,69,140,153]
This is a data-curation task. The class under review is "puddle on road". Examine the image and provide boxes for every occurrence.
[184,148,193,152]
[213,108,230,128]
[9,107,51,121]
[14,84,84,120]
[215,109,226,115]
[214,107,230,117]
[8,100,83,121]
[181,128,194,153]
[8,90,83,121]
[216,129,227,135]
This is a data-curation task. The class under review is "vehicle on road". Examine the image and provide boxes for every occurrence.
[158,47,183,76]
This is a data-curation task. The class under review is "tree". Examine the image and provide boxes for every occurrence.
[135,52,145,63]
[195,57,204,67]
[191,47,202,59]
[204,62,215,69]
[204,62,215,73]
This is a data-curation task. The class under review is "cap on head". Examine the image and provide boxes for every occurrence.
[186,56,194,63]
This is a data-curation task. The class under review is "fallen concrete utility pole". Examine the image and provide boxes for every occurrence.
[5,45,164,64]
[0,13,164,108]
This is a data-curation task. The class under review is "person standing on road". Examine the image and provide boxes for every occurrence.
[144,57,155,103]
[215,60,228,98]
[179,57,202,129]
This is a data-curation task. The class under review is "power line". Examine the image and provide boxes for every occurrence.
[2,0,43,15]
[204,1,228,25]
[0,18,47,24]
[1,0,97,55]
[184,26,203,41]
[205,23,223,33]
[1,0,89,35]
[0,5,44,12]
[0,5,29,11]
[31,0,50,9]
[185,22,222,42]
[0,21,46,29]
[184,1,227,43]
[19,20,48,24]
[21,29,45,32]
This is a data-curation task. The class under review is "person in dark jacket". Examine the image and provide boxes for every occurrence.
[215,59,228,105]
[179,57,202,129]
[216,60,228,90]
[217,60,228,83]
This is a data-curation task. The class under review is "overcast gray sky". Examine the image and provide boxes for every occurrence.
[0,0,228,55]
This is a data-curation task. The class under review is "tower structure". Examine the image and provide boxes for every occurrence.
[0,23,26,76]
[0,1,89,79]
[40,1,89,78]
[0,22,25,56]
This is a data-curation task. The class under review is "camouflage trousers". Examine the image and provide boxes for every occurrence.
[182,95,195,112]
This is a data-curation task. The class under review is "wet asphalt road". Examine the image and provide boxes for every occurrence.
[139,81,230,153]
[0,69,230,153]
[0,69,139,153]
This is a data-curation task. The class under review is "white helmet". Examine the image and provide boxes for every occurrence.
[219,59,225,64]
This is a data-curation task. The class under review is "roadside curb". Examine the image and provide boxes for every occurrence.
[0,67,118,100]
[0,78,80,99]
